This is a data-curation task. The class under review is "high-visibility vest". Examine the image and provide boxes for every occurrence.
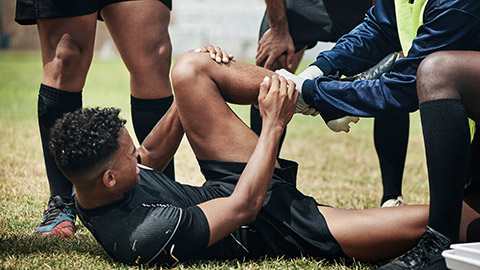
[395,0,476,137]
[394,0,429,55]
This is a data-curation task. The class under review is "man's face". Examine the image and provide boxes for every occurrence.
[110,127,140,192]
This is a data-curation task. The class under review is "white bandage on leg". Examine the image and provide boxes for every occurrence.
[275,69,359,133]
[274,69,312,114]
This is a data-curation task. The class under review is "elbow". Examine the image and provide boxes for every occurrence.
[233,195,262,224]
[242,207,259,224]
[137,146,161,170]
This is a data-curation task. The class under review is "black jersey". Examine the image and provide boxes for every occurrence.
[76,160,345,266]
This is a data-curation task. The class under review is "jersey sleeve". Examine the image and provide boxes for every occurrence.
[167,205,210,260]
[303,4,480,117]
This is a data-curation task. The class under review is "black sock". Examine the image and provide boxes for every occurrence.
[420,99,470,242]
[250,105,286,157]
[374,113,409,205]
[131,95,175,179]
[38,84,82,199]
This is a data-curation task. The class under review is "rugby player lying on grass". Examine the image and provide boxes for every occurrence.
[48,46,480,266]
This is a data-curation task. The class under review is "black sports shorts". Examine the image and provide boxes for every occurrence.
[15,0,172,25]
[259,0,371,52]
[199,158,346,260]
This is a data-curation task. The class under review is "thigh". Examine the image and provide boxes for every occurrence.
[172,53,276,162]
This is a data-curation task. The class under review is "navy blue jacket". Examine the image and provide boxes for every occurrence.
[302,0,480,117]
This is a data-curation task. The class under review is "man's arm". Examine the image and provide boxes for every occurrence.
[312,0,400,76]
[256,0,295,70]
[138,101,184,172]
[197,75,298,246]
[302,5,480,117]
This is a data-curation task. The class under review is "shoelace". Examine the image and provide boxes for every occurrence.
[40,202,72,226]
[399,233,439,266]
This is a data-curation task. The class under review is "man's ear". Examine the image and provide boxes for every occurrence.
[102,169,116,188]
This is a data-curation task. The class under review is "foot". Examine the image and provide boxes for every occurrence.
[381,196,408,207]
[377,226,450,270]
[34,195,76,238]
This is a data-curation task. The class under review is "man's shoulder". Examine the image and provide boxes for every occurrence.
[80,195,183,265]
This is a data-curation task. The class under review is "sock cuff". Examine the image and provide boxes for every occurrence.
[39,84,82,105]
[418,98,464,110]
[131,95,174,111]
[419,98,470,141]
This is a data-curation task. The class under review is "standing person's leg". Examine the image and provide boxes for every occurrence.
[101,0,175,179]
[379,51,480,269]
[35,13,97,237]
[375,113,409,206]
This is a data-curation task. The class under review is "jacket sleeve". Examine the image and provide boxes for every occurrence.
[312,0,401,76]
[303,2,480,117]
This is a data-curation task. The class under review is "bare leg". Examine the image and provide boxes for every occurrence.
[38,14,97,92]
[461,174,480,242]
[101,0,172,99]
[172,52,275,161]
[101,0,176,178]
[320,205,428,262]
[35,13,97,236]
[37,14,97,197]
[416,51,480,242]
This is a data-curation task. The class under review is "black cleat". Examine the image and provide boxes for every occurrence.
[377,226,451,270]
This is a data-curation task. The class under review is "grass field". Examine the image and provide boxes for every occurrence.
[0,51,430,269]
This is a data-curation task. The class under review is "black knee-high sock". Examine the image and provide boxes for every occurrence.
[250,105,286,157]
[420,99,470,242]
[374,113,409,205]
[38,84,82,199]
[131,95,175,179]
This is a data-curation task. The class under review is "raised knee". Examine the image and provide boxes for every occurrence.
[171,52,211,93]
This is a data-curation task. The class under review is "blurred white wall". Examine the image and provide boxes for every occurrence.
[2,0,333,61]
[169,0,265,59]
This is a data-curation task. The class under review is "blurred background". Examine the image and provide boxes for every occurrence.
[0,0,332,60]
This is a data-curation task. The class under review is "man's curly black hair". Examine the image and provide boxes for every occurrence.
[49,107,127,178]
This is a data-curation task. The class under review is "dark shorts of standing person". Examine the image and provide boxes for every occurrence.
[258,0,372,52]
[15,0,172,25]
